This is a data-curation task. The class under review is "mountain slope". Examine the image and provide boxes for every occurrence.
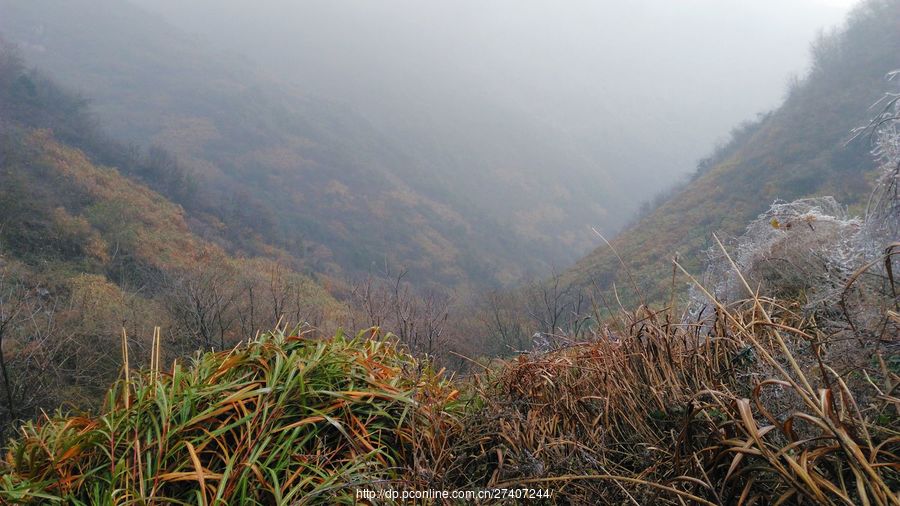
[0,0,628,289]
[565,0,900,304]
[0,47,342,426]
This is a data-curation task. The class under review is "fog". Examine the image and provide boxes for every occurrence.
[0,0,861,277]
[134,0,856,204]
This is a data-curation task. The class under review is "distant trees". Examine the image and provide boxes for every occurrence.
[472,272,598,356]
[162,260,238,351]
[348,271,450,358]
[693,113,771,180]
[221,190,279,252]
[523,272,595,350]
[0,42,95,150]
[480,289,530,354]
[159,255,336,354]
[137,147,198,208]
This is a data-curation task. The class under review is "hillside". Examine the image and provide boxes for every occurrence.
[564,0,900,305]
[0,46,343,430]
[0,0,633,290]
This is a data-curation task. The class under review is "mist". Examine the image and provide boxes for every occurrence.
[134,0,855,214]
[0,0,861,281]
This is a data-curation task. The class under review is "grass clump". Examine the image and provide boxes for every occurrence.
[427,233,899,504]
[0,328,459,505]
[447,298,899,504]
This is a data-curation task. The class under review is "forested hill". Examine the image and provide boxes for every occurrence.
[564,0,900,305]
[0,0,630,290]
[0,45,343,425]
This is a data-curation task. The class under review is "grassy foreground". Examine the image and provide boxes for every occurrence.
[0,329,459,504]
[1,279,899,503]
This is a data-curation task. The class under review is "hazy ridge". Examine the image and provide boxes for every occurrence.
[565,0,900,306]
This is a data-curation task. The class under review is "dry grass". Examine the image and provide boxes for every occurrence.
[423,242,899,504]
[1,250,898,504]
[438,297,898,504]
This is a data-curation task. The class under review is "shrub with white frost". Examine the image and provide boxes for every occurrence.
[694,77,899,337]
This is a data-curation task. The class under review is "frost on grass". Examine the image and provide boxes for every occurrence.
[864,84,900,247]
[701,196,862,305]
[693,81,899,337]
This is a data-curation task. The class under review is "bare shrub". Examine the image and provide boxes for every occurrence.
[348,270,451,359]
